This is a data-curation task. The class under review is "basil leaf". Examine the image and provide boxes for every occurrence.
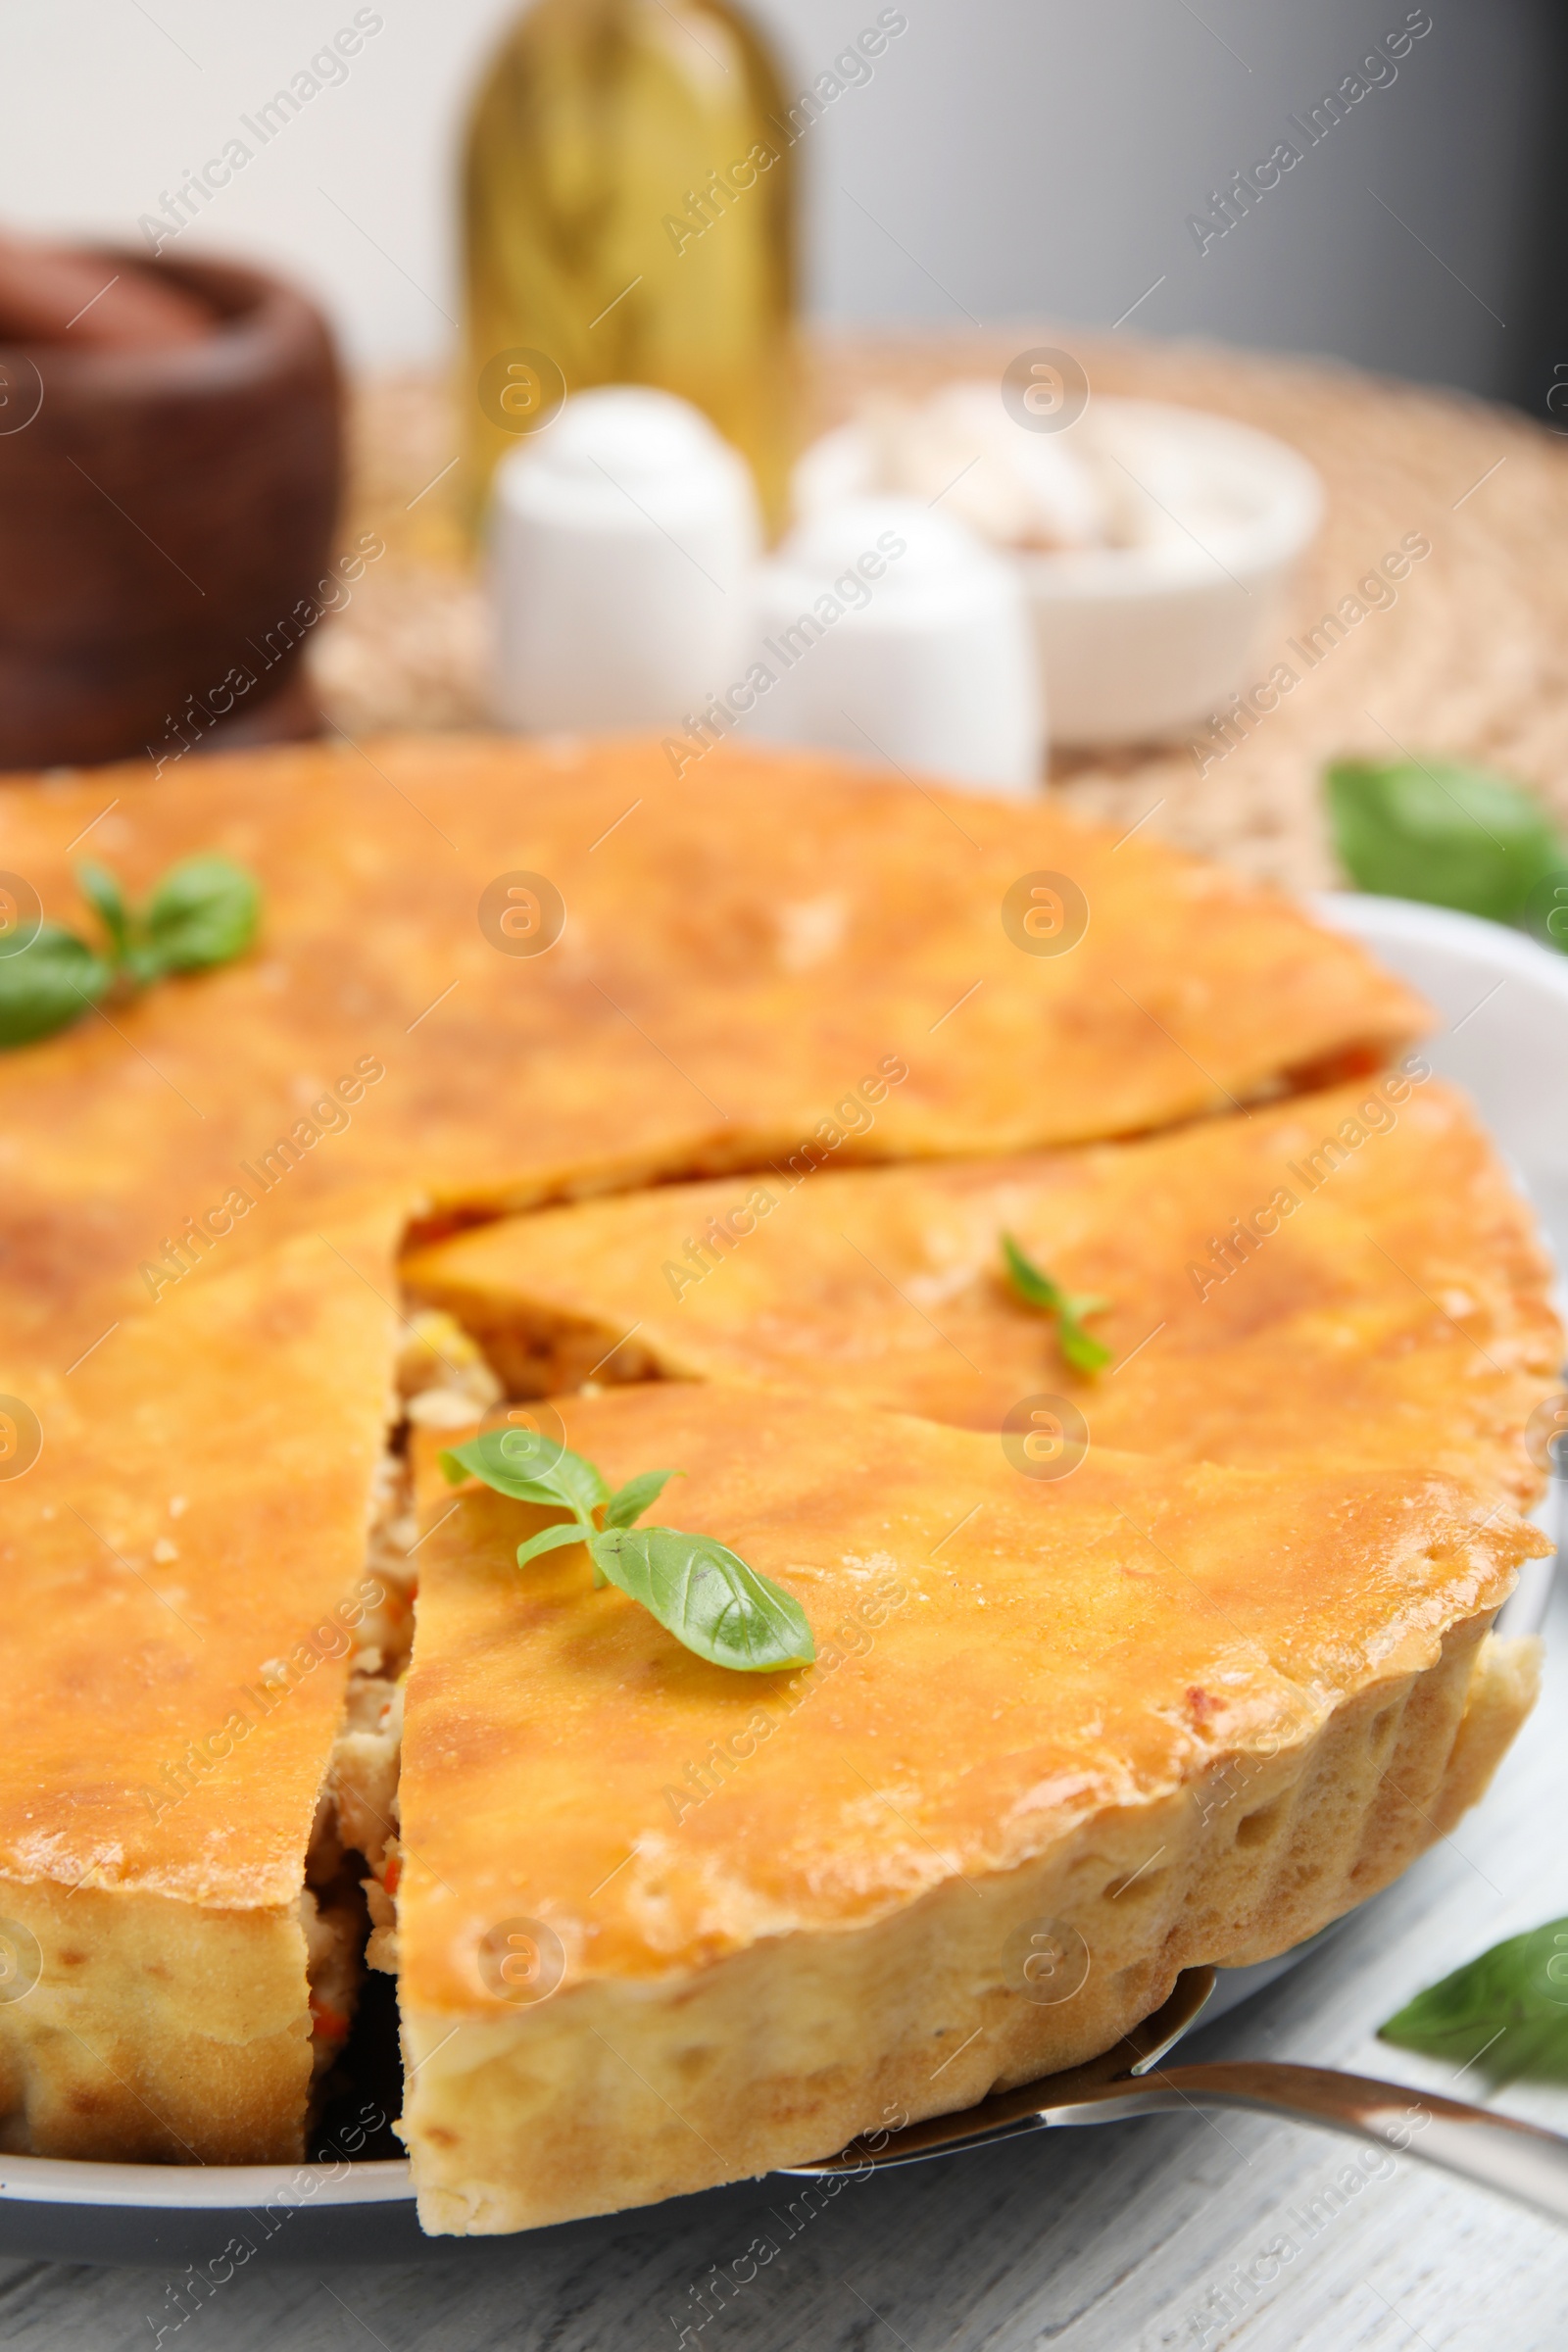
[140,854,260,975]
[1002,1230,1062,1314]
[0,924,111,1049]
[440,1429,609,1520]
[1001,1232,1112,1374]
[603,1468,680,1529]
[1380,1917,1568,2083]
[1327,758,1566,925]
[515,1520,592,1570]
[448,1436,814,1674]
[588,1526,814,1673]
[1056,1310,1114,1377]
[75,860,128,960]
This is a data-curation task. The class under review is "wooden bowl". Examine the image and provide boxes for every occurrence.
[0,251,342,771]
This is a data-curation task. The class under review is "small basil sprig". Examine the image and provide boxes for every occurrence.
[1001,1232,1112,1374]
[0,854,260,1050]
[437,1428,816,1675]
[1327,756,1568,937]
[1380,1917,1568,2083]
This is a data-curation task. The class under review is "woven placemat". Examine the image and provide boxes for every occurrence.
[312,331,1568,891]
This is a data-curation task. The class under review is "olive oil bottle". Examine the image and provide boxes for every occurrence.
[463,0,799,534]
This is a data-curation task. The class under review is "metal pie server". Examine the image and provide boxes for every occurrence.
[787,1967,1568,2227]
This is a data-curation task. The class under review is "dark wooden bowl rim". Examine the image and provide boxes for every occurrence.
[0,250,325,395]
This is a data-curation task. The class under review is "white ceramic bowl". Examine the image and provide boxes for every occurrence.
[795,397,1324,751]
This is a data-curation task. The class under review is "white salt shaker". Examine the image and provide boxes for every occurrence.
[743,496,1045,794]
[487,387,760,734]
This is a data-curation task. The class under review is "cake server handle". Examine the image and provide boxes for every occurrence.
[1048,2060,1568,2227]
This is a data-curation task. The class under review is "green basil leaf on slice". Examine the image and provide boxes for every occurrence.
[1055,1308,1114,1376]
[440,1428,609,1520]
[141,854,261,975]
[588,1526,815,1673]
[1001,1232,1112,1374]
[1001,1230,1060,1313]
[1326,758,1566,924]
[602,1468,681,1529]
[515,1520,593,1571]
[75,860,129,960]
[0,924,112,1049]
[1380,1917,1568,2083]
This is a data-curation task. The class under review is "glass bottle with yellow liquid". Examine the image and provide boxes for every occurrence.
[463,0,798,535]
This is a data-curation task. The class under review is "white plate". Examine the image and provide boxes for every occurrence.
[4,898,1561,2265]
[794,400,1324,748]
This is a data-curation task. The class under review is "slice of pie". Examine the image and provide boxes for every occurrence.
[403,1072,1561,1503]
[394,1385,1544,2234]
[0,1206,404,2162]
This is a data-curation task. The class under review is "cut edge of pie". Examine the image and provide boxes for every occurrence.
[400,1069,1562,1509]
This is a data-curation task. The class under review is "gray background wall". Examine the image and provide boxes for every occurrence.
[0,0,1557,406]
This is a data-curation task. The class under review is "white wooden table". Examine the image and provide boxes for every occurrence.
[3,1561,1565,2351]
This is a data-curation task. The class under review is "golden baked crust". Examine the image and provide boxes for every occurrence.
[396,1386,1544,2232]
[0,1209,402,2161]
[404,1073,1561,1505]
[0,733,1534,2205]
[0,735,1425,1368]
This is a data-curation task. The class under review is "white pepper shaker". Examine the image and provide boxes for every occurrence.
[487,386,760,734]
[743,495,1045,794]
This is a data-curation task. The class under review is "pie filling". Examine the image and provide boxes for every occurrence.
[302,1310,505,2108]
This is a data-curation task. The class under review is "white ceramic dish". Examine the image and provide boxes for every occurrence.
[794,399,1323,749]
[746,496,1043,795]
[3,897,1559,2267]
[488,387,760,733]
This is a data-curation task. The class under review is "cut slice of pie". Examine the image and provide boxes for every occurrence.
[0,1205,405,2163]
[403,1072,1562,1503]
[394,1384,1544,2235]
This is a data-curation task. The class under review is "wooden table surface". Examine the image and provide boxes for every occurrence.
[7,334,1568,2348]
